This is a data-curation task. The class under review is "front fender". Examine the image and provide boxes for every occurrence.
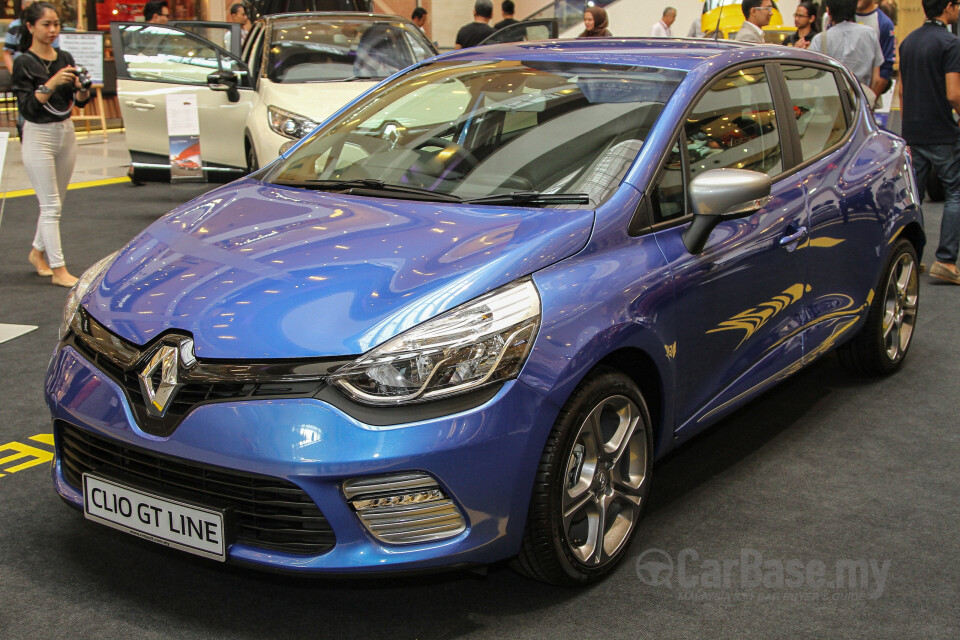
[524,235,679,459]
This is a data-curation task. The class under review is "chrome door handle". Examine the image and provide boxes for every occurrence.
[779,226,809,248]
[125,101,156,110]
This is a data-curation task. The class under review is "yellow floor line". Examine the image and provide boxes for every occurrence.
[1,176,130,199]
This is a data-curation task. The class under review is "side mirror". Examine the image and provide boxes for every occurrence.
[682,168,772,254]
[207,70,240,103]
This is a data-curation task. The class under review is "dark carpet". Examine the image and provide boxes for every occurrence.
[0,182,957,639]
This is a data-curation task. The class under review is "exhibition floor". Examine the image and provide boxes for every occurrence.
[1,180,958,638]
[0,129,131,196]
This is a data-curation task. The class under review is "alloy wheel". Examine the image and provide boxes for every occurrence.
[882,251,918,362]
[561,395,648,566]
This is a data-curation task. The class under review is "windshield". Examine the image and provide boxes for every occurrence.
[265,18,435,83]
[267,59,685,206]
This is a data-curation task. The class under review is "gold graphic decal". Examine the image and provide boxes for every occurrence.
[797,237,845,250]
[707,284,809,348]
[664,342,677,359]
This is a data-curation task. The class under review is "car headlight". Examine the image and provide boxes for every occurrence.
[60,252,118,339]
[268,105,318,140]
[330,279,541,406]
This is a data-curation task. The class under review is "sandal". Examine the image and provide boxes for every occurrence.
[28,249,53,277]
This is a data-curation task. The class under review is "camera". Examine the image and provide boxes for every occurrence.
[74,66,93,91]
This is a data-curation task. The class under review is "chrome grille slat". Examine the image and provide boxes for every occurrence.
[341,473,438,498]
[343,473,467,545]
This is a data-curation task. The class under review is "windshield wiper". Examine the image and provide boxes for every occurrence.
[272,179,463,202]
[462,191,591,206]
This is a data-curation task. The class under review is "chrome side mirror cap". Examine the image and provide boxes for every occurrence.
[682,168,772,254]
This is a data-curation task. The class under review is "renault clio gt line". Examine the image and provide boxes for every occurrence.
[47,39,923,586]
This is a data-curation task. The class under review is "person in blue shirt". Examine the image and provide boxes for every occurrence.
[857,0,897,95]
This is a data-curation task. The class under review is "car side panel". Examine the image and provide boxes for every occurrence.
[799,128,922,359]
[522,185,681,459]
[655,171,809,435]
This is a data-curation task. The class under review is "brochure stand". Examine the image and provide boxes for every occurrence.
[71,85,108,138]
[60,32,108,139]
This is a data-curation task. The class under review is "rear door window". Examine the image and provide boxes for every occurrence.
[684,65,783,179]
[781,64,849,163]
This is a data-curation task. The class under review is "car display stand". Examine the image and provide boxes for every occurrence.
[71,85,108,139]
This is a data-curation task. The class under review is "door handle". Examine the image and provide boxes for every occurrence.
[779,226,809,249]
[125,101,156,110]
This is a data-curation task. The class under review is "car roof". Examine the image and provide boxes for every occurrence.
[432,37,806,73]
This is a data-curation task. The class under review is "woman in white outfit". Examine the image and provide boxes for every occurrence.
[12,1,90,287]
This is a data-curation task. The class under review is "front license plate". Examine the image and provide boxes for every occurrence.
[83,474,226,562]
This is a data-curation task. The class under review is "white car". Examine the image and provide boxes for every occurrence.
[111,13,437,183]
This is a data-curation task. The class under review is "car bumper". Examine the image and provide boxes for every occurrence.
[45,345,557,573]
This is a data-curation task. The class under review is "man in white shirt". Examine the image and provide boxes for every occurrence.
[809,0,883,98]
[651,7,677,37]
[735,0,773,42]
[855,0,896,94]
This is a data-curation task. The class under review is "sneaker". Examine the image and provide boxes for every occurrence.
[929,261,960,284]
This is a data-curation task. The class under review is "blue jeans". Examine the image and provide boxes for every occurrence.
[912,136,960,263]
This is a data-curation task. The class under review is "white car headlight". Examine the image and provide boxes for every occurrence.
[330,279,541,406]
[60,252,118,339]
[268,105,318,140]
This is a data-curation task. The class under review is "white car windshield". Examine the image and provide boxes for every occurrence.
[266,18,435,83]
[268,59,686,207]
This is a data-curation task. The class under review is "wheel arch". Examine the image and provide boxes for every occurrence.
[593,348,667,456]
[897,219,926,263]
[524,321,676,461]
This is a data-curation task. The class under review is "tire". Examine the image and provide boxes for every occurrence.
[838,239,919,375]
[512,367,653,586]
[246,140,259,174]
[127,165,147,186]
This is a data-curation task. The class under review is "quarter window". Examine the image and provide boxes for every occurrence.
[782,65,849,162]
[652,139,686,221]
[685,66,783,178]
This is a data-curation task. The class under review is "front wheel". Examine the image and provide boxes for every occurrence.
[838,238,919,374]
[246,140,259,174]
[512,367,653,586]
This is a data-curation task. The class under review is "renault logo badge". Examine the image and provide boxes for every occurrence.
[139,339,192,417]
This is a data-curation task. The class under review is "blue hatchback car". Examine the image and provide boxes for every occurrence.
[47,39,923,585]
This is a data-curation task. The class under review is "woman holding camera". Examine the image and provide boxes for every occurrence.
[12,1,89,287]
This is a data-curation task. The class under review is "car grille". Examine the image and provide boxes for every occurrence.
[69,334,325,437]
[66,311,342,437]
[58,422,336,556]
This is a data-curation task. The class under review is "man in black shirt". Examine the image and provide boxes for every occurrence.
[494,0,519,30]
[456,0,495,49]
[900,0,960,283]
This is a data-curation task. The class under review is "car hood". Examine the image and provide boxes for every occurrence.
[260,79,375,123]
[83,179,594,359]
